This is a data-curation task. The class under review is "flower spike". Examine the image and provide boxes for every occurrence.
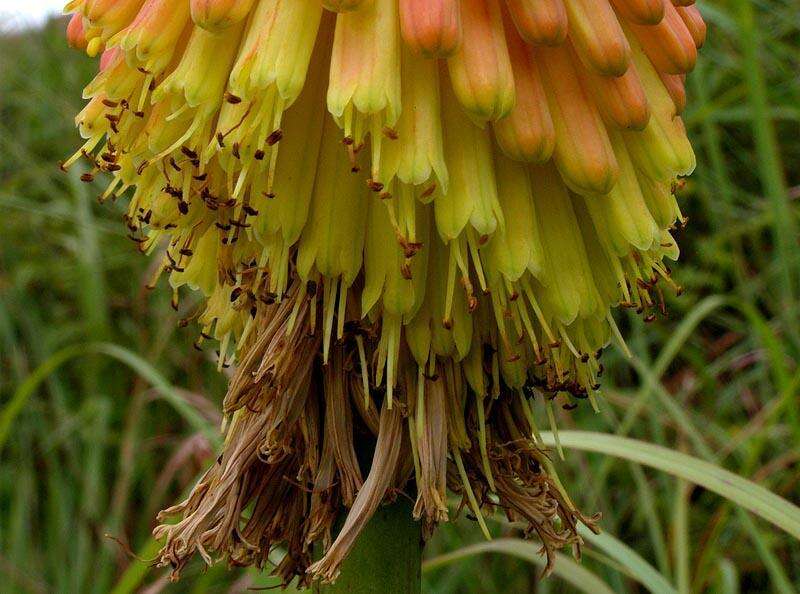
[61,0,706,584]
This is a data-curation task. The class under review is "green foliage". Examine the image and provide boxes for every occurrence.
[1,2,799,592]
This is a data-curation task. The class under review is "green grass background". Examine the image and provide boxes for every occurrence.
[1,2,799,592]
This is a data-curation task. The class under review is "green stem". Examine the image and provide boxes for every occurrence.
[315,499,422,594]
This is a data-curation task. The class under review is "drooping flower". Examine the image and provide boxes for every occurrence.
[63,0,703,585]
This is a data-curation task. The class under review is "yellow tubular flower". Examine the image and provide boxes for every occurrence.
[110,0,191,74]
[190,0,256,32]
[82,0,145,42]
[62,0,705,585]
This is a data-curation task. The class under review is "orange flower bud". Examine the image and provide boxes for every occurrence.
[448,0,515,122]
[628,0,697,74]
[505,0,567,46]
[399,0,462,57]
[610,0,665,26]
[563,0,631,76]
[493,20,555,162]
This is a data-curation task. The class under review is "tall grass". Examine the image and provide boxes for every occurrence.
[1,2,799,592]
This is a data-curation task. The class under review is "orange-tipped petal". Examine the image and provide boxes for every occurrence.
[676,5,706,49]
[609,0,665,26]
[628,0,697,74]
[66,13,89,50]
[622,38,695,179]
[399,0,462,57]
[112,0,191,74]
[504,0,567,46]
[582,59,651,130]
[99,47,120,72]
[328,0,402,132]
[562,0,631,76]
[190,0,256,32]
[82,0,145,39]
[659,72,686,113]
[535,43,619,195]
[493,22,554,162]
[447,0,515,122]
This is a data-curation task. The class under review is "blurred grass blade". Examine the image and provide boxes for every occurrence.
[423,538,616,594]
[108,538,163,594]
[628,463,671,578]
[672,479,690,594]
[617,295,728,439]
[0,343,84,450]
[539,432,800,540]
[577,525,676,594]
[715,559,740,594]
[0,342,219,452]
[734,0,798,318]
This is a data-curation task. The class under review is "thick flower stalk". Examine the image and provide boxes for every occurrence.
[63,0,704,586]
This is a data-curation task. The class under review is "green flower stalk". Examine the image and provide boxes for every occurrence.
[62,0,705,586]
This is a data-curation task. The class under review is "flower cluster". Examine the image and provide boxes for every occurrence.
[64,0,703,585]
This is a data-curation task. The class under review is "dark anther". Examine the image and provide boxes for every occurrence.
[420,184,436,199]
